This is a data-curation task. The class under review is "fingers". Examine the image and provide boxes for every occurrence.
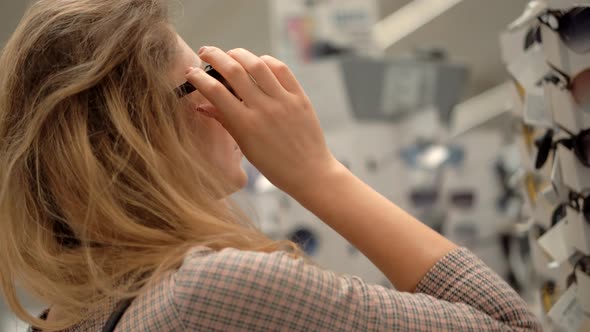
[260,55,305,95]
[227,49,285,98]
[185,67,243,128]
[198,47,262,104]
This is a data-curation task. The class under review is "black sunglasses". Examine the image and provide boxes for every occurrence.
[174,65,237,98]
[524,24,542,50]
[567,255,590,288]
[409,189,475,209]
[551,203,568,227]
[539,7,590,54]
[534,126,590,169]
[533,203,569,238]
[543,65,590,109]
[567,190,590,226]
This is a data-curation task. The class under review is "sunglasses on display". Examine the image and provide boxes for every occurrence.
[450,191,477,209]
[494,161,522,212]
[174,65,238,98]
[524,24,543,50]
[539,7,590,55]
[566,190,590,226]
[551,202,567,227]
[534,126,590,169]
[566,255,590,288]
[409,189,476,210]
[538,191,590,241]
[532,203,567,239]
[543,66,590,109]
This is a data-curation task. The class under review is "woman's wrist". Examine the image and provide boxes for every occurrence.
[285,156,350,204]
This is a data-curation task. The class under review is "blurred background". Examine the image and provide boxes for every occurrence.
[2,0,588,331]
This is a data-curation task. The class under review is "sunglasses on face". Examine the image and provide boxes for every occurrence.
[174,65,237,98]
[539,7,590,55]
[534,126,590,169]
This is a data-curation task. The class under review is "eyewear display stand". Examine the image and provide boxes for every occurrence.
[502,1,590,330]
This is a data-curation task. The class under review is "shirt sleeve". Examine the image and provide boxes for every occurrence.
[171,246,542,332]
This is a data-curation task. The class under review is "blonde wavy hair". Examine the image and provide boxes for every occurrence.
[0,0,306,330]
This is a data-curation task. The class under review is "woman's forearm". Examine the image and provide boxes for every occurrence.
[289,160,458,292]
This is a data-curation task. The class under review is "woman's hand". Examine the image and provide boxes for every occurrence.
[185,47,341,196]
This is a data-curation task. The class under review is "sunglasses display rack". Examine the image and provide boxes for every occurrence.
[501,2,590,331]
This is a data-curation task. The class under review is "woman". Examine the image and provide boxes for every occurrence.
[0,0,542,331]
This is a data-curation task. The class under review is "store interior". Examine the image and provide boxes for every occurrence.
[1,0,589,331]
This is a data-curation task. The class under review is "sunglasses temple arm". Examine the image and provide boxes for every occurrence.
[556,123,577,137]
[175,82,197,98]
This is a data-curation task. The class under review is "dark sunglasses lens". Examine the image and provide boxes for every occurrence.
[410,189,438,208]
[584,196,590,224]
[524,25,542,50]
[551,204,567,226]
[176,66,238,98]
[574,130,590,166]
[579,256,590,273]
[567,272,576,288]
[572,68,590,108]
[175,82,196,97]
[451,192,475,209]
[534,130,554,169]
[558,8,590,54]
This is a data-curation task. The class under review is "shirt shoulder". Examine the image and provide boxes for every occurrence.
[170,246,542,332]
[171,246,377,331]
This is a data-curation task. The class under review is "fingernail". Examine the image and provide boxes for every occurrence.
[198,46,208,55]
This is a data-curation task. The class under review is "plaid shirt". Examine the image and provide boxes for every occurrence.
[31,246,542,331]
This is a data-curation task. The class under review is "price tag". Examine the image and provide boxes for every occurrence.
[538,219,574,264]
[548,285,585,332]
[563,206,590,256]
[524,85,553,127]
[507,44,551,91]
[550,154,569,202]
